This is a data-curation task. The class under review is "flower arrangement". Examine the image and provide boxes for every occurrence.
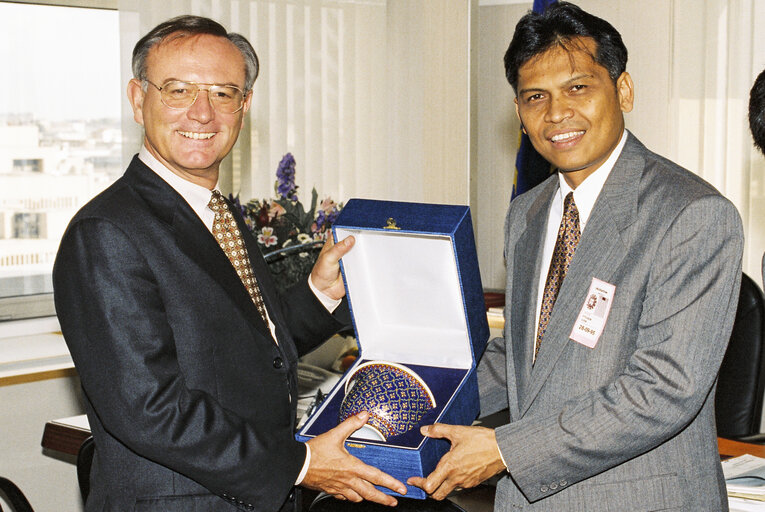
[231,153,343,293]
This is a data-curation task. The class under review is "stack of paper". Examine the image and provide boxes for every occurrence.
[723,454,765,510]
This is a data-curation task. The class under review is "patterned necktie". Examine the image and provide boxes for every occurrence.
[535,191,580,362]
[208,190,269,324]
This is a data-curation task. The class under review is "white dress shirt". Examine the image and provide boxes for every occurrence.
[532,130,628,347]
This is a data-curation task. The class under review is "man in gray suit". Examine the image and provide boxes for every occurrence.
[409,3,743,510]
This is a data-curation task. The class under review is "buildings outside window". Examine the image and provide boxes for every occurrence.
[0,2,121,322]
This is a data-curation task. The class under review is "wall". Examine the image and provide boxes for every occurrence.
[0,375,84,512]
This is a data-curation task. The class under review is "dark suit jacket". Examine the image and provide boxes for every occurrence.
[478,133,744,511]
[53,156,348,512]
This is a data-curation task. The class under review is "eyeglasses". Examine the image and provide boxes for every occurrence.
[143,79,246,114]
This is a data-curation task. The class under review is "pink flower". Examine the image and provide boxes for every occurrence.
[319,198,336,213]
[269,201,286,220]
[258,226,278,247]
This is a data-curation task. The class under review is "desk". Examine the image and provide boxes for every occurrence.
[44,414,765,459]
[719,437,765,459]
[40,414,494,511]
[41,414,90,456]
[46,418,765,512]
[43,415,765,464]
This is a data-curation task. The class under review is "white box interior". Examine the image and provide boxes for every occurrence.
[335,227,473,370]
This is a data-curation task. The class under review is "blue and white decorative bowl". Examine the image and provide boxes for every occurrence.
[338,361,436,441]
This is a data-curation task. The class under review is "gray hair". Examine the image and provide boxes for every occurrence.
[132,15,259,93]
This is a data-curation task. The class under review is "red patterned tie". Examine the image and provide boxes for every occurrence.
[208,190,269,324]
[535,192,580,362]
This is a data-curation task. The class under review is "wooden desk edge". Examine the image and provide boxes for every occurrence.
[718,437,765,459]
[41,416,763,462]
[41,420,91,456]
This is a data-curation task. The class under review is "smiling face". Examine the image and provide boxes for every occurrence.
[514,37,633,188]
[127,33,252,189]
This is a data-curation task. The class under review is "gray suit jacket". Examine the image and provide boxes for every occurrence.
[478,133,743,511]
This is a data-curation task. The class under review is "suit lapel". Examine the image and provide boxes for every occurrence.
[511,178,557,409]
[519,134,644,416]
[238,218,302,364]
[124,157,272,340]
[231,201,304,365]
[232,205,294,348]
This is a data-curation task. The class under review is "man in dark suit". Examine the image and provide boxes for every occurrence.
[53,15,405,512]
[410,3,743,510]
[749,69,765,290]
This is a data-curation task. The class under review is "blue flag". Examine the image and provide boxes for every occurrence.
[512,0,558,199]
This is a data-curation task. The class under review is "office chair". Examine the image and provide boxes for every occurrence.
[0,477,34,512]
[715,272,765,441]
[308,492,467,512]
[76,436,95,503]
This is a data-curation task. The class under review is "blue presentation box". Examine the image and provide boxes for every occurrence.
[296,199,489,499]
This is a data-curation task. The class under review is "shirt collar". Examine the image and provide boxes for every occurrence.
[137,145,217,222]
[556,130,628,230]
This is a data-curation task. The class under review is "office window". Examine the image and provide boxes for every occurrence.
[0,2,121,322]
[13,159,43,173]
[12,213,45,239]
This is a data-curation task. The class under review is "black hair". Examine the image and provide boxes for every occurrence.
[504,2,627,94]
[749,69,765,155]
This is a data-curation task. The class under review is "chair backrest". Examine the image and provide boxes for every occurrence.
[715,272,765,439]
[77,436,95,503]
[0,477,34,512]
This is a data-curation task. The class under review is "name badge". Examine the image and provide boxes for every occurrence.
[569,277,615,348]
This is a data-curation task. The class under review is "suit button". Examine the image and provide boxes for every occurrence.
[540,485,548,493]
[560,480,567,487]
[288,490,295,501]
[273,357,284,369]
[549,482,558,490]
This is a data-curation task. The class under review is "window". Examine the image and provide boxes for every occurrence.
[13,159,43,173]
[12,213,45,239]
[0,1,121,322]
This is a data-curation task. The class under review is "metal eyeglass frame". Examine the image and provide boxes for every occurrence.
[143,79,246,114]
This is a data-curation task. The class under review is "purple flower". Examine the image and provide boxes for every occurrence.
[276,153,298,201]
[315,210,329,231]
[315,204,340,232]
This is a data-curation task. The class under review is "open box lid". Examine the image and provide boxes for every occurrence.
[332,199,489,370]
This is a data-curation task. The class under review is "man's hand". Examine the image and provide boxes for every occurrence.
[407,424,506,500]
[303,411,407,506]
[310,236,354,300]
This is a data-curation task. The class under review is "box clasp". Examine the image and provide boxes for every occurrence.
[384,218,401,230]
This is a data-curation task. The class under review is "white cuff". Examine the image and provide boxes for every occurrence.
[296,443,311,485]
[495,431,509,470]
[308,275,341,313]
